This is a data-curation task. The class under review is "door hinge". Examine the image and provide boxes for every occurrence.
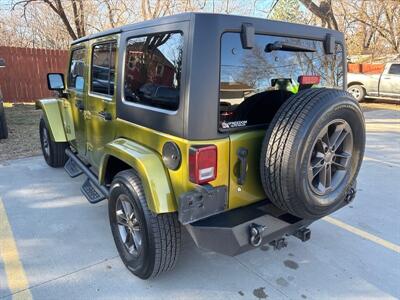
[83,110,92,120]
[86,142,93,152]
[65,124,71,134]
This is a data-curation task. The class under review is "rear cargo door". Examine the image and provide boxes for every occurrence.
[228,130,267,209]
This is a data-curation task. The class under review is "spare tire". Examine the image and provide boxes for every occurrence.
[260,88,365,219]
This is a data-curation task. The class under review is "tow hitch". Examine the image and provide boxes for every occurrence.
[293,227,311,242]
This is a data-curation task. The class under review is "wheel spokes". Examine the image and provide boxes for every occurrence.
[116,210,128,226]
[308,120,354,196]
[331,128,349,151]
[116,196,142,256]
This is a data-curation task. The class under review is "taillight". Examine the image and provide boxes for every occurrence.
[298,75,320,85]
[189,145,217,184]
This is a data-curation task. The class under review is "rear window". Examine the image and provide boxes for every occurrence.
[219,32,344,130]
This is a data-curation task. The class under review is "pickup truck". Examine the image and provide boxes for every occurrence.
[347,62,400,102]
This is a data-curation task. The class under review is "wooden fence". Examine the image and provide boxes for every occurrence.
[348,63,385,74]
[0,47,69,103]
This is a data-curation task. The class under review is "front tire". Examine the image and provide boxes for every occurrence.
[109,170,181,279]
[39,117,68,167]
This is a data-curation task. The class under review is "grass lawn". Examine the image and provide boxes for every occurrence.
[0,104,42,163]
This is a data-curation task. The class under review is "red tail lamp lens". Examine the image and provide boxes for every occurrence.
[298,75,320,85]
[189,145,217,184]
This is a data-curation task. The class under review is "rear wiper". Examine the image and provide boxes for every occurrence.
[265,42,316,53]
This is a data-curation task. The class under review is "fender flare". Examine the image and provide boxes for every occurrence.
[36,99,67,142]
[99,138,176,213]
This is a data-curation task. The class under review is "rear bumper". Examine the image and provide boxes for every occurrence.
[185,200,313,256]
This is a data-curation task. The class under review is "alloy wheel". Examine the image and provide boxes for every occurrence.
[116,195,142,256]
[308,119,353,200]
[42,127,50,156]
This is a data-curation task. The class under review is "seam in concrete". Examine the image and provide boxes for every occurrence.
[363,156,400,168]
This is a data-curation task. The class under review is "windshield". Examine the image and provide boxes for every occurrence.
[219,32,344,130]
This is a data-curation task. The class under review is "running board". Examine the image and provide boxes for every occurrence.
[186,201,313,256]
[81,178,106,204]
[65,149,109,203]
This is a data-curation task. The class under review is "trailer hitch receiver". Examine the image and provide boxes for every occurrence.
[293,227,311,242]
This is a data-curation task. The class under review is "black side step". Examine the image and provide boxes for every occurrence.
[65,149,109,203]
[81,178,106,203]
[186,202,313,256]
[64,157,83,178]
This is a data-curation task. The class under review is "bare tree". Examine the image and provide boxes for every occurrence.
[13,0,86,39]
[344,0,400,54]
[299,0,338,30]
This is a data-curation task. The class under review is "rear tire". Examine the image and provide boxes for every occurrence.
[347,84,365,102]
[109,170,181,279]
[260,89,365,219]
[39,117,68,167]
[0,102,8,139]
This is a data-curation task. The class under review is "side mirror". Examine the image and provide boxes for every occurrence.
[47,73,65,91]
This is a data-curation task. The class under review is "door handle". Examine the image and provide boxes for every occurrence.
[98,111,112,121]
[237,147,248,185]
[75,100,84,111]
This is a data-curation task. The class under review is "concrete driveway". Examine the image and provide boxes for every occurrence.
[0,107,399,300]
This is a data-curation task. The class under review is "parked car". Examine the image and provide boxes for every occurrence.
[0,58,8,139]
[347,62,400,101]
[36,13,365,279]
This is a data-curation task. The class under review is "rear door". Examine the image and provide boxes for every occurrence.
[379,64,400,98]
[62,45,88,156]
[219,32,345,209]
[85,38,118,168]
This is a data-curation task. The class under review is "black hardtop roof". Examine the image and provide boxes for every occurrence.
[71,12,341,45]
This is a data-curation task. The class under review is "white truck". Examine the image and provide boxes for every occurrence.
[347,62,400,102]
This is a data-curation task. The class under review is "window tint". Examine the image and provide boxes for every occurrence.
[68,48,86,91]
[388,64,400,75]
[219,33,344,129]
[91,42,117,96]
[124,32,183,111]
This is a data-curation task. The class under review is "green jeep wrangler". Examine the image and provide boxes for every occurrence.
[37,13,365,279]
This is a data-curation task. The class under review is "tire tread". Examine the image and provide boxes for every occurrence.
[116,170,181,278]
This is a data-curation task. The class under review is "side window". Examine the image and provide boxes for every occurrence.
[388,64,400,75]
[124,32,183,111]
[91,42,117,96]
[68,48,86,91]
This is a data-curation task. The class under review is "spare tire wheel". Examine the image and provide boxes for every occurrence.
[260,88,365,219]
